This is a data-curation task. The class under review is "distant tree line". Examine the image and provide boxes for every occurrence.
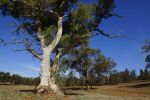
[56,67,150,89]
[0,72,40,86]
[110,67,150,84]
[0,66,149,88]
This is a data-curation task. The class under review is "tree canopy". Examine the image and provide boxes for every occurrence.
[0,0,125,95]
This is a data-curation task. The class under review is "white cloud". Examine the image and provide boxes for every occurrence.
[22,64,40,72]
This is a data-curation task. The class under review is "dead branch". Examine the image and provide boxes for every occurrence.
[11,48,27,52]
[94,29,130,39]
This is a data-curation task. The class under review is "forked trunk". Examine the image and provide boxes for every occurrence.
[37,48,63,95]
[36,17,64,96]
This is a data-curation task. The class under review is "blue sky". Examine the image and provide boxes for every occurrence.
[0,0,150,77]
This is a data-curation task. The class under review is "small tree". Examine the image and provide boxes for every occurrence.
[122,68,130,82]
[130,70,136,81]
[94,55,116,84]
[87,69,96,89]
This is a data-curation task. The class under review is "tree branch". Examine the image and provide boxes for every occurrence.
[12,0,58,16]
[22,32,43,60]
[26,45,43,60]
[94,29,130,39]
[110,13,123,18]
[0,36,42,60]
[0,37,23,46]
[12,48,28,52]
[4,39,23,46]
[48,17,63,50]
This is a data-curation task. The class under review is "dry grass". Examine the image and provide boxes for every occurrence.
[87,85,150,97]
[68,85,150,100]
[65,81,150,100]
[0,85,70,100]
[0,82,150,100]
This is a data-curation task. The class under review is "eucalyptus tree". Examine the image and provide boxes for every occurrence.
[0,0,123,95]
[68,45,100,88]
[62,44,116,87]
[94,55,116,83]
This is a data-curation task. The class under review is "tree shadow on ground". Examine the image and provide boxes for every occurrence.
[19,89,84,96]
[65,87,97,90]
[126,83,150,88]
[64,92,84,96]
[120,81,150,88]
[19,89,36,93]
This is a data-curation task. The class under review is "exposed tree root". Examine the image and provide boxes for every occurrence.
[35,85,64,96]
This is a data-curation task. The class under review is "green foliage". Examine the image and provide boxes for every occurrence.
[0,72,10,83]
[0,0,120,89]
[0,0,117,50]
[43,25,57,46]
[94,55,116,74]
[72,3,94,22]
[61,43,117,87]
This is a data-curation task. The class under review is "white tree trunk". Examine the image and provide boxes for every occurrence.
[40,48,51,86]
[37,17,64,95]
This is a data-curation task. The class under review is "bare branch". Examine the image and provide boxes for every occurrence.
[94,29,130,39]
[0,38,23,46]
[12,46,43,60]
[27,48,43,60]
[4,40,23,46]
[60,1,65,8]
[22,32,43,60]
[110,13,123,18]
[11,48,27,52]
